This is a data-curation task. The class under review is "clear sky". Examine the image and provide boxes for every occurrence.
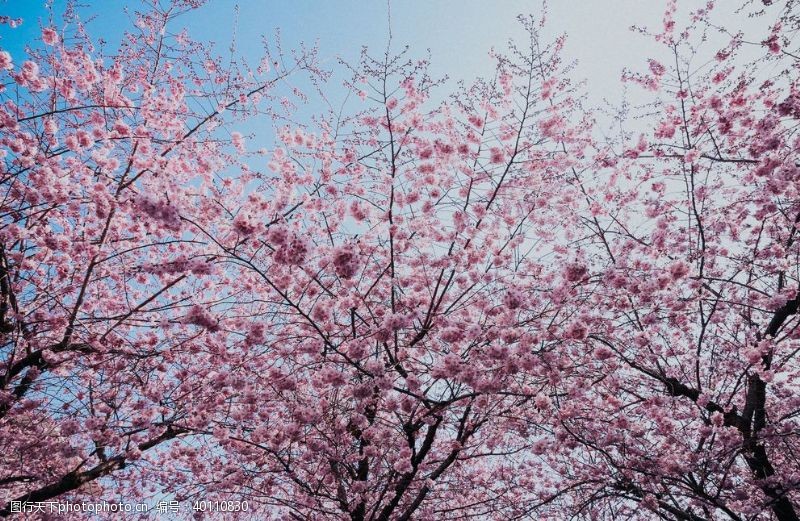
[0,1,773,136]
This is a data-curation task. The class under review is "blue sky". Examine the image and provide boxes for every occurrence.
[0,1,667,102]
[0,0,771,140]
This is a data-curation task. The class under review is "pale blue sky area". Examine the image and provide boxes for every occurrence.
[0,1,771,134]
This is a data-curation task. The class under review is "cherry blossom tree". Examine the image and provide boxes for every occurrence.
[164,17,595,520]
[522,2,800,520]
[1,1,800,520]
[0,0,318,515]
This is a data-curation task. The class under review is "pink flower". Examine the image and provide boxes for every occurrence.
[244,323,265,346]
[332,244,360,279]
[311,302,331,323]
[184,305,219,332]
[566,322,588,340]
[349,200,367,221]
[44,118,58,135]
[382,312,410,331]
[668,261,690,280]
[648,59,665,77]
[113,120,131,136]
[490,147,504,164]
[440,326,465,343]
[743,347,762,365]
[564,262,588,283]
[274,235,309,266]
[231,131,245,153]
[593,346,614,360]
[135,194,182,231]
[20,60,39,83]
[42,27,58,45]
[76,130,93,149]
[233,213,257,236]
[266,224,289,245]
[393,455,413,474]
[0,51,12,70]
[502,288,524,309]
[763,35,780,54]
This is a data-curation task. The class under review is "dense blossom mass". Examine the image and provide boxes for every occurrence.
[1,1,800,520]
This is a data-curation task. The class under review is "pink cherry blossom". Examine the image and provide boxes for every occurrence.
[1,2,799,521]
